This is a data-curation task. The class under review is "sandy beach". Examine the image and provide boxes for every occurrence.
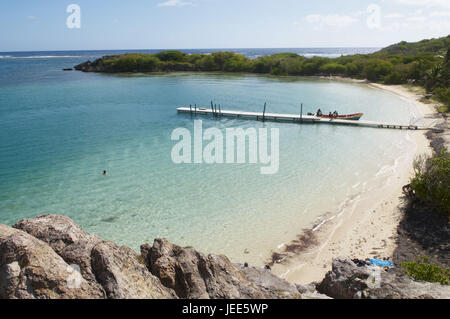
[271,83,441,284]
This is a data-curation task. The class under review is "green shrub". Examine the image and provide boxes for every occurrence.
[401,257,449,285]
[410,149,450,215]
[115,54,140,72]
[155,50,187,62]
[270,67,287,76]
[136,55,160,71]
[344,62,362,77]
[384,72,406,84]
[363,59,394,82]
[319,63,346,75]
[223,54,249,72]
[196,55,220,71]
[433,87,450,112]
[250,59,272,74]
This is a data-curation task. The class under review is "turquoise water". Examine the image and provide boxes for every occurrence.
[0,53,417,265]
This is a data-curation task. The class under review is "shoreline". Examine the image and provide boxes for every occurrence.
[270,83,439,284]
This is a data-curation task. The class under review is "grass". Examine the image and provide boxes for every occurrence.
[401,257,449,285]
[437,104,449,113]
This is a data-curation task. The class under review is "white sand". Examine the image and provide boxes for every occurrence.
[271,83,440,284]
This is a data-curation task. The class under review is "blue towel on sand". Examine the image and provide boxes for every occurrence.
[370,259,393,268]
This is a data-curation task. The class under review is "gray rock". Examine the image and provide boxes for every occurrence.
[91,241,176,299]
[295,282,317,294]
[235,264,298,294]
[0,225,98,299]
[143,238,301,299]
[13,214,105,295]
[235,264,333,299]
[13,214,176,299]
[317,258,450,299]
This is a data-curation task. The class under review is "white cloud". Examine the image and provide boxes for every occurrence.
[305,14,358,28]
[380,5,450,33]
[382,11,450,33]
[157,0,192,7]
[406,16,426,22]
[430,11,450,17]
[384,13,404,19]
[389,0,450,9]
[350,10,366,17]
[386,19,450,32]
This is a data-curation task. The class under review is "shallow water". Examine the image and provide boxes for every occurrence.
[0,52,417,265]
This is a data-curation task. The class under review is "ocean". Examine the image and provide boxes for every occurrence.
[0,48,420,265]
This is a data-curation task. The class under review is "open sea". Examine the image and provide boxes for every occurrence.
[0,48,421,265]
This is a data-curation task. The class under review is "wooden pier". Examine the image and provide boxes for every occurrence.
[177,106,424,130]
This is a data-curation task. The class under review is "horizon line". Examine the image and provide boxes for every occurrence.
[0,46,383,54]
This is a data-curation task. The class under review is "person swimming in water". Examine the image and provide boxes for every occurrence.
[103,170,107,176]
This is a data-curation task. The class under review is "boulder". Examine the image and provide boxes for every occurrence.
[317,258,450,299]
[12,215,176,299]
[235,264,298,294]
[91,241,175,299]
[142,238,301,299]
[13,215,105,296]
[0,224,98,299]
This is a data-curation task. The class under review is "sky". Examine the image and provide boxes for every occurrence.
[1,0,449,51]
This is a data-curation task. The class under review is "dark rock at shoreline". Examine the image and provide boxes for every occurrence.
[141,238,302,299]
[74,55,119,73]
[74,60,97,72]
[317,258,449,299]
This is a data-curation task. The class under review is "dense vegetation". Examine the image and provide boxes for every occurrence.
[410,149,450,216]
[76,35,450,110]
[401,257,449,285]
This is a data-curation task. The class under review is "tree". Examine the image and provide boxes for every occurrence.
[155,51,187,62]
[319,63,346,75]
[363,59,394,81]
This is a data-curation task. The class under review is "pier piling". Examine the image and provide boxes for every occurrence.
[262,102,267,122]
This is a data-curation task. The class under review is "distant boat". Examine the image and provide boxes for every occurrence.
[318,113,364,121]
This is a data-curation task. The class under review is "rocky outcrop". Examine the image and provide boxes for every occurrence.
[13,214,104,294]
[2,215,448,299]
[0,224,98,299]
[141,238,301,299]
[74,55,119,72]
[317,258,450,299]
[90,241,175,299]
[1,214,300,299]
[8,215,175,299]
